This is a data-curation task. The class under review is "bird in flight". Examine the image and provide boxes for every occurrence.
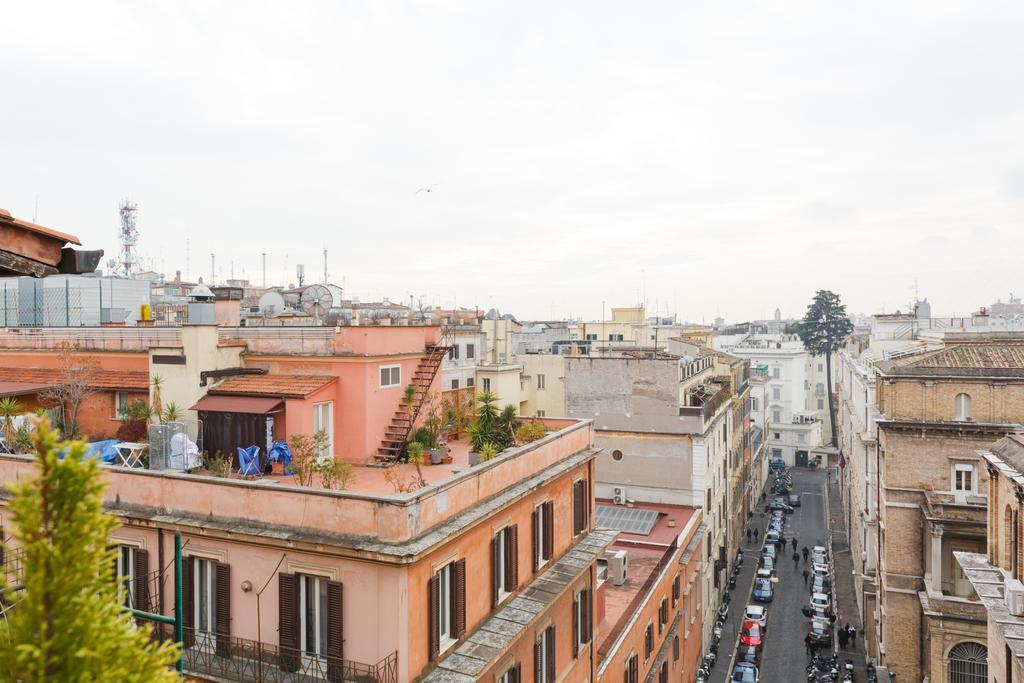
[416,184,439,194]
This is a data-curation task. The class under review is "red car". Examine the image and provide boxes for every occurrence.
[739,620,764,648]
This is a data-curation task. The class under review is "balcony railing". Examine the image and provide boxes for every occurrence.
[155,626,397,683]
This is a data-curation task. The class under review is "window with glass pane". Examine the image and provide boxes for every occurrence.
[194,557,217,641]
[312,402,333,457]
[117,545,135,608]
[436,563,455,647]
[300,574,329,660]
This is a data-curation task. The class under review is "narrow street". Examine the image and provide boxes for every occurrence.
[710,468,847,682]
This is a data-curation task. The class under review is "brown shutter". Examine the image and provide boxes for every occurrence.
[454,559,467,637]
[326,580,344,683]
[534,637,543,681]
[428,574,440,660]
[532,508,540,572]
[506,524,519,591]
[182,556,194,648]
[572,482,581,535]
[215,562,231,659]
[133,548,149,612]
[543,502,554,561]
[545,626,555,682]
[278,573,300,672]
[492,534,500,608]
[583,478,589,530]
[513,661,521,683]
[572,593,579,659]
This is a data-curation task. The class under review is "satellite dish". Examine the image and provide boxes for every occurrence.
[300,285,332,320]
[258,291,285,316]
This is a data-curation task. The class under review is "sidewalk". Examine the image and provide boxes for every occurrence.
[828,472,868,675]
[707,533,761,683]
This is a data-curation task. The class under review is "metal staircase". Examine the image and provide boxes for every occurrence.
[376,330,453,462]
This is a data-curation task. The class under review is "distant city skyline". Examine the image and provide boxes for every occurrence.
[2,1,1021,322]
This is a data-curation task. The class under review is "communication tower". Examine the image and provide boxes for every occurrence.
[116,199,140,278]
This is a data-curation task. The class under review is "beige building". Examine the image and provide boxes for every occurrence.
[958,434,1024,683]
[872,335,1024,682]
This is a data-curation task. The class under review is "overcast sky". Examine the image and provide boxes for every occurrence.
[2,1,1022,322]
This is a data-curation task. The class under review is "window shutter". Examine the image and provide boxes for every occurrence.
[534,637,542,682]
[505,524,518,592]
[543,502,554,561]
[545,627,556,682]
[492,534,500,608]
[583,589,592,643]
[582,478,589,530]
[326,580,344,683]
[428,574,440,661]
[572,593,579,659]
[454,559,467,637]
[572,482,581,535]
[182,557,195,648]
[215,562,231,658]
[133,548,150,612]
[513,661,521,683]
[532,508,540,572]
[278,573,300,673]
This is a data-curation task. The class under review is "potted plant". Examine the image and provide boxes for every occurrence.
[0,397,22,453]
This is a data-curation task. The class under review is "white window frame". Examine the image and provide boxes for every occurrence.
[536,410,545,418]
[497,665,517,683]
[537,374,546,390]
[114,391,131,418]
[379,365,401,388]
[482,377,491,392]
[953,463,975,494]
[299,573,329,668]
[955,393,972,421]
[772,409,781,423]
[451,379,459,390]
[575,591,587,651]
[436,563,457,653]
[535,503,550,569]
[193,556,218,652]
[537,626,555,683]
[117,545,135,608]
[772,367,780,379]
[467,377,475,388]
[466,343,475,360]
[312,401,333,459]
[772,387,781,401]
[496,528,511,605]
[817,399,825,410]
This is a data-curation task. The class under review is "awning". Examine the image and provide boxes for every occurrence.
[0,381,52,396]
[190,395,284,414]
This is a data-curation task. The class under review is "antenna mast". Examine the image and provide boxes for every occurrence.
[210,253,215,285]
[323,247,328,284]
[116,199,139,278]
[262,251,267,288]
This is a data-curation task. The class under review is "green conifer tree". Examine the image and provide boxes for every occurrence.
[0,417,179,682]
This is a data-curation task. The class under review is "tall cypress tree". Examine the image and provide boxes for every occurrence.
[795,290,854,448]
[0,418,179,682]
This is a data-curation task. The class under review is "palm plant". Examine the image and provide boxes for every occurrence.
[1,397,22,452]
[161,402,183,423]
[150,375,164,424]
[496,404,519,449]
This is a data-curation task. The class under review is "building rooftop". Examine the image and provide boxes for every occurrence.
[208,373,336,399]
[0,366,148,392]
[956,551,1024,669]
[881,339,1024,376]
[0,207,81,246]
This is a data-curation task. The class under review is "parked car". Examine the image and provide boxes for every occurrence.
[753,578,774,602]
[769,458,786,471]
[806,619,832,646]
[766,501,795,513]
[760,556,776,576]
[764,531,782,546]
[755,568,773,582]
[762,543,777,559]
[744,604,768,628]
[739,620,764,648]
[812,563,830,577]
[732,662,760,682]
[811,575,831,594]
[787,494,801,507]
[810,592,830,612]
[736,644,761,667]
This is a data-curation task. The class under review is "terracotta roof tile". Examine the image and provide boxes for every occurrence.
[0,208,82,245]
[209,373,336,399]
[884,341,1024,377]
[0,367,148,391]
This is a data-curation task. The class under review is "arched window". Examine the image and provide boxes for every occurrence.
[947,641,987,683]
[954,393,972,421]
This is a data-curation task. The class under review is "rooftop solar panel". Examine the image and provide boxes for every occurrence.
[595,505,660,535]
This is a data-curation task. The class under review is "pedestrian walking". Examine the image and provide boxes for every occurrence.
[802,568,809,585]
[792,551,800,570]
[791,537,798,552]
[753,528,759,541]
[802,546,809,561]
[805,637,816,657]
[838,627,849,649]
[746,528,752,543]
[848,625,857,648]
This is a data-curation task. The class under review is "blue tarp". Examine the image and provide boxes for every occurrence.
[268,441,292,469]
[237,446,261,477]
[86,440,120,463]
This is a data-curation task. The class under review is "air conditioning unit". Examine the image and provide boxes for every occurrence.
[606,550,628,586]
[613,486,627,505]
[1006,579,1024,616]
